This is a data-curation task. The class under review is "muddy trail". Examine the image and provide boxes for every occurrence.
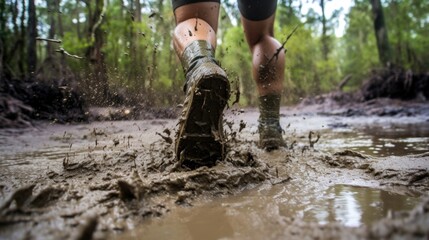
[0,108,429,240]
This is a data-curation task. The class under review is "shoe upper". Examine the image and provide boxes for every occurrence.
[258,118,285,150]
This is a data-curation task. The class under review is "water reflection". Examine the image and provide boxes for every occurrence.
[115,185,420,239]
[304,185,420,227]
[319,123,429,156]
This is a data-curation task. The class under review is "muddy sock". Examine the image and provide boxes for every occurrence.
[258,94,281,126]
[180,40,218,92]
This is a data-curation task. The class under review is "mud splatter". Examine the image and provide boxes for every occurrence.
[0,115,428,239]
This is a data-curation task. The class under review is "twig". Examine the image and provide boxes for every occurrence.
[267,25,300,64]
[337,74,352,91]
[232,78,240,105]
[55,48,84,59]
[36,37,62,43]
[156,132,173,144]
[308,131,320,148]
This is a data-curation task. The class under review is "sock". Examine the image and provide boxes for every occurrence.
[258,94,281,125]
[180,40,217,92]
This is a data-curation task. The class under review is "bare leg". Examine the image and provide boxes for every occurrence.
[242,14,286,150]
[173,2,230,168]
[241,15,284,96]
[173,2,220,55]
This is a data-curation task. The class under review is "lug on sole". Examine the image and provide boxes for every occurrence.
[176,73,229,169]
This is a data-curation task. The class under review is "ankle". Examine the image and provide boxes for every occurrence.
[180,40,222,92]
[258,94,281,124]
[181,40,217,73]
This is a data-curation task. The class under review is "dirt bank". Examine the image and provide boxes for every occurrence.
[0,78,87,129]
[297,67,429,118]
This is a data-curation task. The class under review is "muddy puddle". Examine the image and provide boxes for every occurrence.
[111,114,428,240]
[319,122,429,157]
[0,111,428,239]
[115,185,421,240]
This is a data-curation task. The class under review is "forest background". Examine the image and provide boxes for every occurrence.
[0,0,428,109]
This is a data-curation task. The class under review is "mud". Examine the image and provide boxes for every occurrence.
[0,78,87,128]
[115,185,425,240]
[360,67,429,101]
[298,67,429,118]
[0,110,428,239]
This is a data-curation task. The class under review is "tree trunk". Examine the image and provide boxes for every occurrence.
[47,0,56,56]
[37,0,72,85]
[0,37,3,87]
[27,0,37,79]
[5,0,24,79]
[135,0,141,22]
[133,0,146,95]
[148,44,157,96]
[56,0,69,84]
[87,0,109,104]
[320,0,329,61]
[147,0,164,99]
[18,0,26,77]
[370,0,392,66]
[56,0,64,37]
[75,0,82,40]
[0,0,5,84]
[12,1,19,40]
[128,0,137,87]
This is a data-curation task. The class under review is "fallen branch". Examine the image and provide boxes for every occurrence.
[36,37,62,44]
[336,74,353,91]
[55,48,84,59]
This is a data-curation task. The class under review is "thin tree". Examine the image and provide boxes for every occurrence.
[74,0,82,40]
[46,0,56,56]
[147,0,164,100]
[0,37,3,87]
[0,0,5,84]
[27,0,37,79]
[320,0,329,61]
[370,0,392,66]
[19,0,26,77]
[86,0,109,104]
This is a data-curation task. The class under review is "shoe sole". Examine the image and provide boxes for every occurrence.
[176,66,229,169]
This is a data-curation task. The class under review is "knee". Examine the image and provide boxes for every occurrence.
[251,35,282,57]
[248,34,273,52]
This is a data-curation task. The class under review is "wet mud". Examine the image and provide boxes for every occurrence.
[0,79,87,129]
[0,110,428,239]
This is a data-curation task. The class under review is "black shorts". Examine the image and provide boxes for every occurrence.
[171,0,277,21]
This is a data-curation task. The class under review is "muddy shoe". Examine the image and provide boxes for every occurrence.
[176,40,230,169]
[258,94,285,151]
[259,121,285,151]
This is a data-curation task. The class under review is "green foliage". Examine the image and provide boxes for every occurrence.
[340,1,379,88]
[1,0,428,106]
[339,0,429,89]
[275,2,341,102]
[217,25,253,105]
[384,0,429,71]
